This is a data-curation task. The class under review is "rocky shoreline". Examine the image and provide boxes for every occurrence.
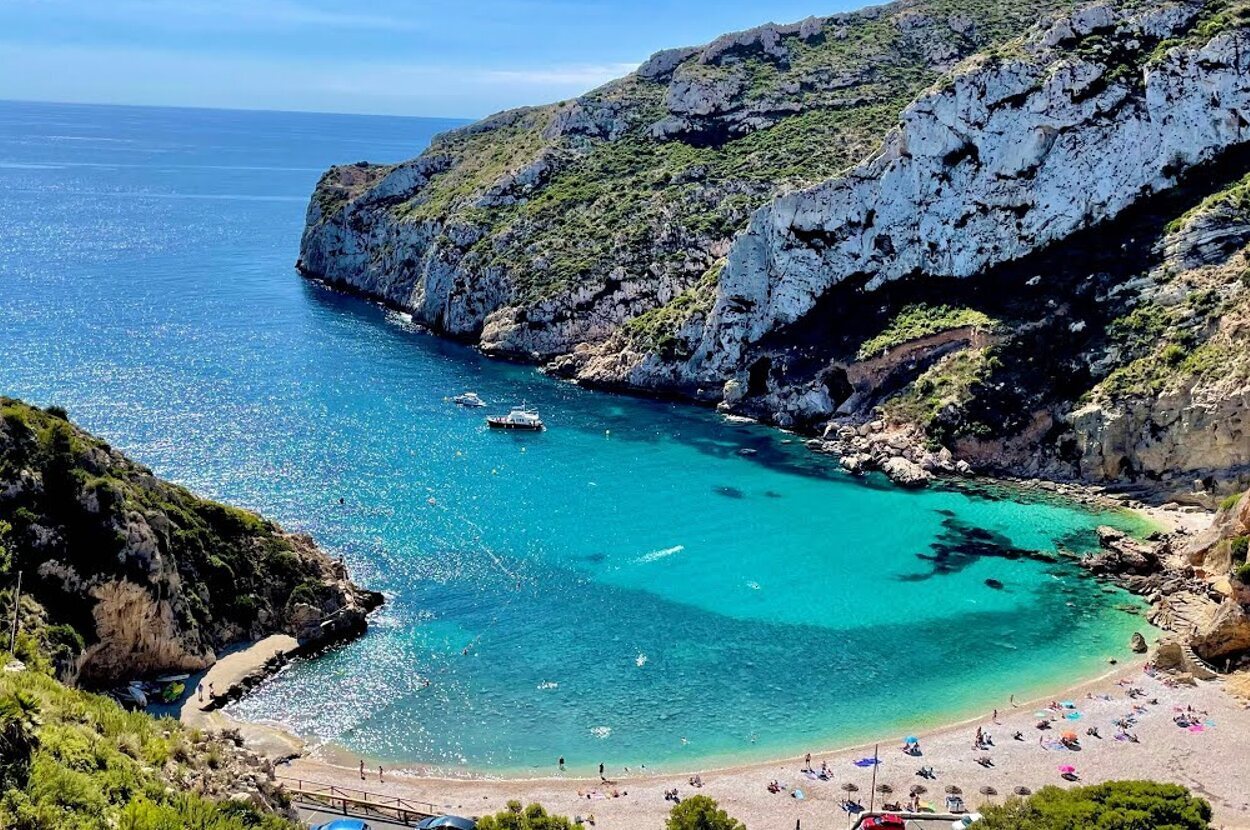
[1081,491,1250,678]
[300,1,1250,507]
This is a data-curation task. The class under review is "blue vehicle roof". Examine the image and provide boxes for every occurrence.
[423,816,476,830]
[314,821,369,830]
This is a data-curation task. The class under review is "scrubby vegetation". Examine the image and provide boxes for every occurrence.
[0,398,354,683]
[881,347,1000,443]
[314,0,1077,319]
[666,795,745,830]
[475,801,574,830]
[623,263,722,357]
[977,780,1212,830]
[0,660,296,830]
[1094,269,1250,403]
[856,303,998,360]
[1166,170,1250,234]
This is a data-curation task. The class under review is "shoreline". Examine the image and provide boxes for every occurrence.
[274,658,1250,829]
[206,478,1188,775]
[187,489,1244,825]
[295,659,1147,783]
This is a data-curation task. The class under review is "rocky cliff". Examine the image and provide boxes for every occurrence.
[303,0,1250,500]
[0,398,381,685]
[300,0,1070,350]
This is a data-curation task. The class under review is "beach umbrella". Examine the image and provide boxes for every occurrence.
[1014,786,1032,796]
[909,785,928,796]
[841,783,860,793]
[1061,731,1078,741]
[876,784,893,794]
[980,786,998,796]
[1058,765,1076,775]
[793,788,806,801]
[904,736,919,744]
[945,785,962,795]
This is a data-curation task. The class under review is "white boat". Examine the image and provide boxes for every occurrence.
[453,392,486,408]
[487,406,544,431]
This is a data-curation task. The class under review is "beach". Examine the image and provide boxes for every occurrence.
[182,496,1250,828]
[191,642,1250,828]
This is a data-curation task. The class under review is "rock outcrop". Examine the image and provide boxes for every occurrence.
[1082,492,1250,669]
[300,0,1250,500]
[299,0,1074,355]
[678,1,1245,381]
[0,398,382,685]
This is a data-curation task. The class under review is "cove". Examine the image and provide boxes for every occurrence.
[0,101,1151,777]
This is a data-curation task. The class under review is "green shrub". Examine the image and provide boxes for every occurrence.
[1235,562,1250,584]
[1220,492,1243,512]
[476,800,573,830]
[1231,535,1249,564]
[666,795,745,830]
[978,781,1211,830]
[857,304,997,360]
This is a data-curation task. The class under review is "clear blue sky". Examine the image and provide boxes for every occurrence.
[0,0,861,118]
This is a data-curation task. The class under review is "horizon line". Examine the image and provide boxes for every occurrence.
[0,95,480,123]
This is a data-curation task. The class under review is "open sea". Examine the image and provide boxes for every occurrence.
[0,99,1152,776]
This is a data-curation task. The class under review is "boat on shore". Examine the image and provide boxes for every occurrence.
[452,392,486,408]
[487,406,544,431]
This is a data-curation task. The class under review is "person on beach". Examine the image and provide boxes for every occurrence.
[804,752,811,771]
[599,762,604,777]
[359,760,365,780]
[378,766,384,783]
[197,682,203,702]
[992,708,999,723]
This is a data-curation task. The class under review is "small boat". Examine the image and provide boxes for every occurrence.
[487,406,544,431]
[453,392,486,408]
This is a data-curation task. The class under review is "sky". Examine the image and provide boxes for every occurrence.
[0,0,863,118]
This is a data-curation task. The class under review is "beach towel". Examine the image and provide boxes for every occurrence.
[854,757,881,767]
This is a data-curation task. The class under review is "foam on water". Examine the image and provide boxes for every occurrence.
[0,101,1156,777]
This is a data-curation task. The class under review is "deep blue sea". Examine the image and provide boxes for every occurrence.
[0,100,1151,776]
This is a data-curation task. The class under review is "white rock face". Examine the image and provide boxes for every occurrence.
[682,4,1250,385]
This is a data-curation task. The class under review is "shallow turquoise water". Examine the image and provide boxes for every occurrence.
[0,101,1151,776]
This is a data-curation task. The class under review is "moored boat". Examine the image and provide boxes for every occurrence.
[453,391,486,408]
[487,406,544,431]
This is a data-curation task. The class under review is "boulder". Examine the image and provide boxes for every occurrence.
[1153,638,1186,671]
[1189,599,1250,662]
[881,457,931,488]
[1130,631,1148,653]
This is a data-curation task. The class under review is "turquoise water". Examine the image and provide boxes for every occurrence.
[0,100,1151,776]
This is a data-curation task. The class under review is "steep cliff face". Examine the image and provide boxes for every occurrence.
[677,2,1244,383]
[564,0,1250,497]
[300,0,1070,355]
[0,399,381,685]
[303,0,1250,497]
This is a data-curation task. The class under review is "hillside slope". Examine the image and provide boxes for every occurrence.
[0,399,380,685]
[300,0,1070,353]
[303,0,1250,499]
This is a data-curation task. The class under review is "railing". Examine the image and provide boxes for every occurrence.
[276,775,439,825]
